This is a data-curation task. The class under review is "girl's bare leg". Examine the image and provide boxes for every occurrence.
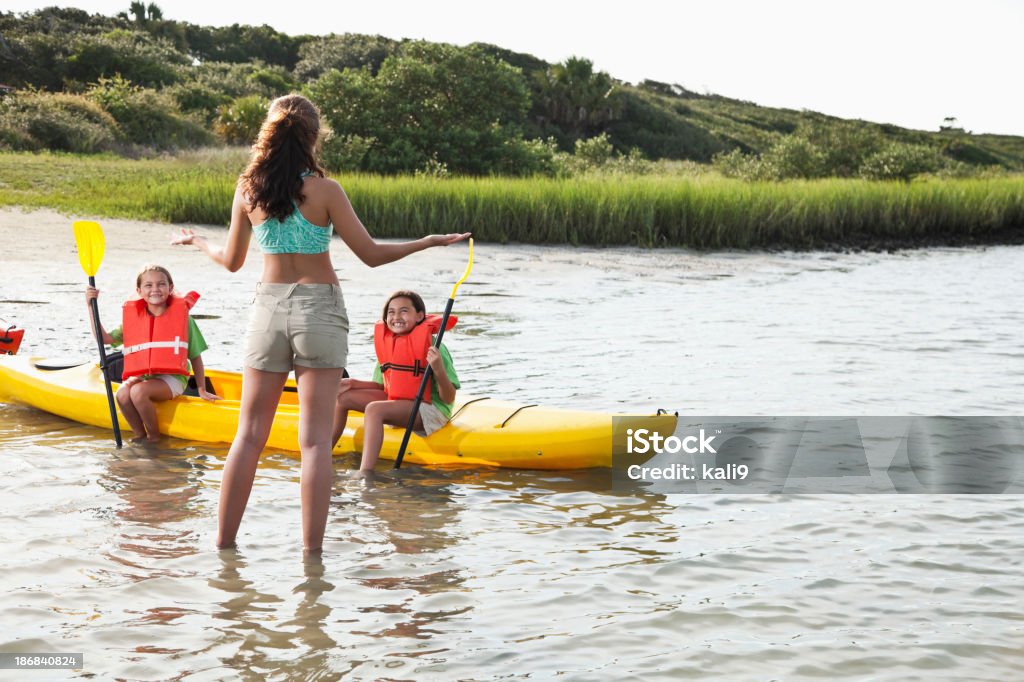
[129,379,173,441]
[115,383,146,440]
[331,388,388,449]
[360,400,422,471]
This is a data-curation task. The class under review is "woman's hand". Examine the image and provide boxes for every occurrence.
[429,232,471,247]
[85,285,99,303]
[170,228,205,247]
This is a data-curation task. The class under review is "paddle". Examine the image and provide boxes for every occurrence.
[393,238,474,469]
[73,220,123,449]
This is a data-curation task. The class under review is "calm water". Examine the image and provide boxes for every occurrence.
[1,211,1023,679]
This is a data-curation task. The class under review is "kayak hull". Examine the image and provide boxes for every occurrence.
[0,355,677,470]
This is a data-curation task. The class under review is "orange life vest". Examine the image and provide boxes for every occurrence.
[0,320,23,356]
[373,314,457,402]
[121,291,199,380]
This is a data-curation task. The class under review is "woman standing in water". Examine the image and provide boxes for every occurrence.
[174,94,468,552]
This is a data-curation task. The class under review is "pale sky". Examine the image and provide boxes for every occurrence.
[7,0,1023,136]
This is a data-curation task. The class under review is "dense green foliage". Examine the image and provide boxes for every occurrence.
[2,151,1021,250]
[307,42,535,175]
[2,6,1022,178]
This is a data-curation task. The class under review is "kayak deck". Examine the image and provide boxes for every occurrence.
[0,356,677,469]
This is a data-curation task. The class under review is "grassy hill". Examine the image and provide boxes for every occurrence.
[0,6,1022,175]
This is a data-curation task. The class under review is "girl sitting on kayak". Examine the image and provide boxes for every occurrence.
[86,264,219,443]
[331,290,459,472]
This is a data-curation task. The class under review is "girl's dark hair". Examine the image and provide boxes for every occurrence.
[382,290,426,322]
[239,94,326,222]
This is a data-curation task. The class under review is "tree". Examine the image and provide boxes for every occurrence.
[184,23,299,68]
[308,41,532,174]
[533,57,622,140]
[796,119,884,177]
[65,29,187,88]
[859,142,944,181]
[126,2,162,23]
[293,33,398,82]
[128,1,146,24]
[940,116,965,133]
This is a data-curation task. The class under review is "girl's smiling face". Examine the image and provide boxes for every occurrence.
[385,296,425,335]
[137,271,171,310]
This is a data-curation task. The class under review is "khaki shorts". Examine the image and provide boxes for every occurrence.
[417,401,450,437]
[244,283,349,373]
[127,374,185,398]
[155,374,186,398]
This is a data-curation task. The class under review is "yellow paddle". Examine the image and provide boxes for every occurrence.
[73,220,123,448]
[394,238,474,469]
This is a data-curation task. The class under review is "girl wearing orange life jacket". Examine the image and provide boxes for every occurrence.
[331,290,460,473]
[86,264,219,443]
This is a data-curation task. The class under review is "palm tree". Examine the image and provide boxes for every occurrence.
[127,1,163,23]
[534,57,621,139]
[128,0,146,23]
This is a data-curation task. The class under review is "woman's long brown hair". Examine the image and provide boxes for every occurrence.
[240,94,326,221]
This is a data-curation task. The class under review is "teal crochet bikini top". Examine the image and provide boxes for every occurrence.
[252,172,332,254]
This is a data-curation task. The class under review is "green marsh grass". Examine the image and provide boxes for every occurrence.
[1,151,1021,249]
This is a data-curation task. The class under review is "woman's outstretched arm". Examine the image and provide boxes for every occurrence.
[325,181,469,267]
[172,186,253,272]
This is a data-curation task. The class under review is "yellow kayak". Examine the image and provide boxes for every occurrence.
[0,355,677,469]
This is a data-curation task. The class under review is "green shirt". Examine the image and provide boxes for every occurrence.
[109,316,208,389]
[372,342,460,418]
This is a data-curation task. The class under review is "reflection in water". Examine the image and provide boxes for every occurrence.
[343,470,469,649]
[3,225,1024,677]
[96,447,209,562]
[209,549,347,679]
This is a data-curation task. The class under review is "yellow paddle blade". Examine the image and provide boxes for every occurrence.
[449,238,474,299]
[72,220,105,277]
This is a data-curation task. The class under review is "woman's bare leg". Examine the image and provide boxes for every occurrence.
[294,365,344,553]
[217,366,288,548]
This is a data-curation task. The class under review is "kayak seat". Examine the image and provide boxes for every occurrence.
[184,375,217,397]
[102,351,124,383]
[34,359,92,371]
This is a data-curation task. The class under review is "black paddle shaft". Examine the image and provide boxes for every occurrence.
[89,275,123,448]
[393,297,455,469]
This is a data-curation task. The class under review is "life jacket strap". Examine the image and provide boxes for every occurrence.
[381,360,426,376]
[123,337,189,356]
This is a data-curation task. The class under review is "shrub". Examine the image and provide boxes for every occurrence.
[65,29,187,88]
[88,75,213,150]
[760,136,827,179]
[0,91,120,153]
[320,132,376,172]
[497,137,566,177]
[712,137,825,181]
[186,61,291,100]
[574,133,615,166]
[712,148,768,180]
[215,95,268,145]
[859,143,945,181]
[164,82,232,123]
